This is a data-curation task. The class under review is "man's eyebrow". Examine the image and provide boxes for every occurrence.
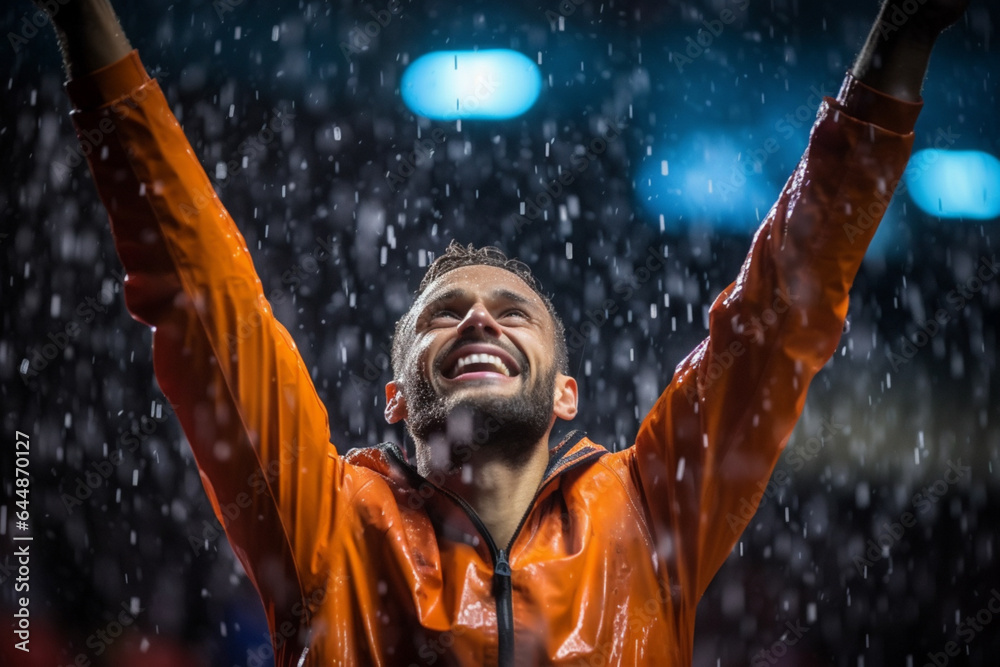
[492,288,535,307]
[422,288,468,311]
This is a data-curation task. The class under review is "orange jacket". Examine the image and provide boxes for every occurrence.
[67,51,921,666]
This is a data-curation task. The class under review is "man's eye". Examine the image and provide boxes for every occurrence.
[502,309,527,319]
[432,310,459,319]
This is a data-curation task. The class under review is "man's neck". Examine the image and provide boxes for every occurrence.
[433,439,551,550]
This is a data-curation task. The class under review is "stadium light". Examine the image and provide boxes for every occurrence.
[401,49,542,120]
[906,149,1000,220]
[634,132,777,234]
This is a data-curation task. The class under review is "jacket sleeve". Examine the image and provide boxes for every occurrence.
[67,51,340,621]
[628,74,922,605]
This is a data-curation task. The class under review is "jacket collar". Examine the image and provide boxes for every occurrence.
[540,430,606,485]
[345,429,606,490]
[345,431,607,560]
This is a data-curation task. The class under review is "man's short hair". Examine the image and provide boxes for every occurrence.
[391,241,570,380]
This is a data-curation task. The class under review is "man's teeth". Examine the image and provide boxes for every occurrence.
[454,353,511,377]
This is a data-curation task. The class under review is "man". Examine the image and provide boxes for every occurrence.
[36,0,968,664]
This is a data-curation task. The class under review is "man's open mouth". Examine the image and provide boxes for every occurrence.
[441,346,522,380]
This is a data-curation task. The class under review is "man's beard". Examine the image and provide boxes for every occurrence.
[402,361,556,471]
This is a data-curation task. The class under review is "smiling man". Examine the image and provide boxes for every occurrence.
[35,0,970,664]
[385,257,579,549]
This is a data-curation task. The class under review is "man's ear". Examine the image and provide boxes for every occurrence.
[385,380,408,424]
[552,374,578,421]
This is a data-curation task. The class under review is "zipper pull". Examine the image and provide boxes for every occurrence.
[495,549,512,578]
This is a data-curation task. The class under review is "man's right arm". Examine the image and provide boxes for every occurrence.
[38,0,346,636]
[627,0,966,613]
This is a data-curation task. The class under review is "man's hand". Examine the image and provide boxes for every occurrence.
[852,0,970,102]
[32,0,132,81]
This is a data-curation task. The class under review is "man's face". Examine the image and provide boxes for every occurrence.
[386,265,576,468]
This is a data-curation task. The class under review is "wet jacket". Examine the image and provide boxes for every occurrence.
[67,50,921,666]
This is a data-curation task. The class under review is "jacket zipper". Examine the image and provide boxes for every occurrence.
[385,441,600,667]
[429,484,516,667]
[493,549,514,666]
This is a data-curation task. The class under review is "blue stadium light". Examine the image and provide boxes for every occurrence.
[634,133,777,234]
[401,50,542,121]
[906,149,1000,220]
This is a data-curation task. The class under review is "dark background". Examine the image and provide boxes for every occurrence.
[2,0,998,665]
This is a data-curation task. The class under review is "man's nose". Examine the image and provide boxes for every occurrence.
[459,304,500,337]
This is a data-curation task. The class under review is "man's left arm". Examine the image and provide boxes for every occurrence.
[627,0,970,610]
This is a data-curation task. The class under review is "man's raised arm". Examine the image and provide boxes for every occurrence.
[36,0,346,654]
[628,0,969,608]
